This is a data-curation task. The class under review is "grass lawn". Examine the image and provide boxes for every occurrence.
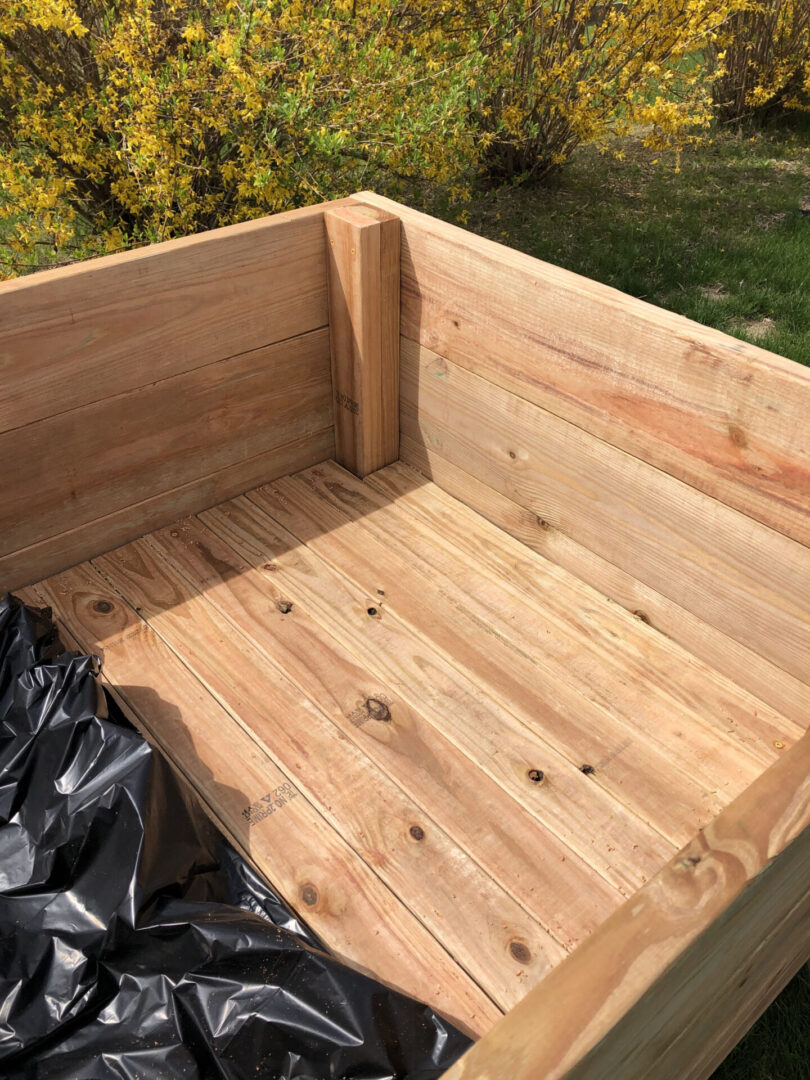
[459,116,810,368]
[455,116,810,1079]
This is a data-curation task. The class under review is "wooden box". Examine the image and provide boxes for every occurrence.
[2,193,808,1079]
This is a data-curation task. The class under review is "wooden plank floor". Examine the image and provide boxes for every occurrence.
[21,460,804,1039]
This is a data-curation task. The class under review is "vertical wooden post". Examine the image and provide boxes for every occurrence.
[324,202,400,477]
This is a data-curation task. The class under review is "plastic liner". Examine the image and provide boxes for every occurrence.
[0,594,472,1080]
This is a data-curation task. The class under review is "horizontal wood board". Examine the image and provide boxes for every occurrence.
[355,192,810,547]
[400,437,810,723]
[0,428,334,595]
[1,329,332,559]
[0,200,347,434]
[400,338,810,688]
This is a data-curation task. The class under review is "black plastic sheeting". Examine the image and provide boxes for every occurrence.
[0,594,472,1080]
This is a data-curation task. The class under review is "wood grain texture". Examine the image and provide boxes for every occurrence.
[325,203,400,475]
[401,338,810,687]
[356,192,810,546]
[0,328,332,563]
[244,476,679,889]
[0,200,348,433]
[93,535,564,1012]
[257,464,788,854]
[366,462,801,765]
[0,427,334,593]
[25,561,500,1036]
[439,728,810,1080]
[400,436,810,724]
[189,504,623,950]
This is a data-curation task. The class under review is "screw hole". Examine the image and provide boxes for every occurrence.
[527,768,544,784]
[367,607,378,617]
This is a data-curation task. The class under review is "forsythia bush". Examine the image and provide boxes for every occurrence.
[0,1,481,271]
[710,1,810,121]
[0,1,742,274]
[475,0,738,182]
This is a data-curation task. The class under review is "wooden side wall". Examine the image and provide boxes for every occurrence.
[355,192,810,718]
[440,728,810,1080]
[0,202,344,590]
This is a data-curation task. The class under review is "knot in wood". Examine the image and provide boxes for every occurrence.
[365,698,391,722]
[301,884,319,907]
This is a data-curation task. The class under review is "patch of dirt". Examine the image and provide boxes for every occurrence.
[753,210,789,230]
[767,158,810,178]
[730,316,776,341]
[700,284,730,301]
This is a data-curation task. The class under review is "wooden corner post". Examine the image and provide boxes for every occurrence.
[324,202,400,477]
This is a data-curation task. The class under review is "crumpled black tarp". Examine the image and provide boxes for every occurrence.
[0,594,472,1080]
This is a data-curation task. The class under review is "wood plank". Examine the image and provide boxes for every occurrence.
[93,536,565,1011]
[0,200,349,433]
[325,203,400,476]
[439,728,810,1080]
[24,562,500,1036]
[206,493,670,895]
[230,485,677,889]
[401,435,810,724]
[260,465,771,839]
[0,328,332,560]
[366,462,803,761]
[0,427,333,593]
[148,511,622,949]
[402,338,810,686]
[356,192,810,546]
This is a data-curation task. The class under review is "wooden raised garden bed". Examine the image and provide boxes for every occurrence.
[1,193,808,1079]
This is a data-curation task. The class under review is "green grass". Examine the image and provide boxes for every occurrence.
[711,963,810,1080]
[453,116,810,1078]
[458,116,810,367]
